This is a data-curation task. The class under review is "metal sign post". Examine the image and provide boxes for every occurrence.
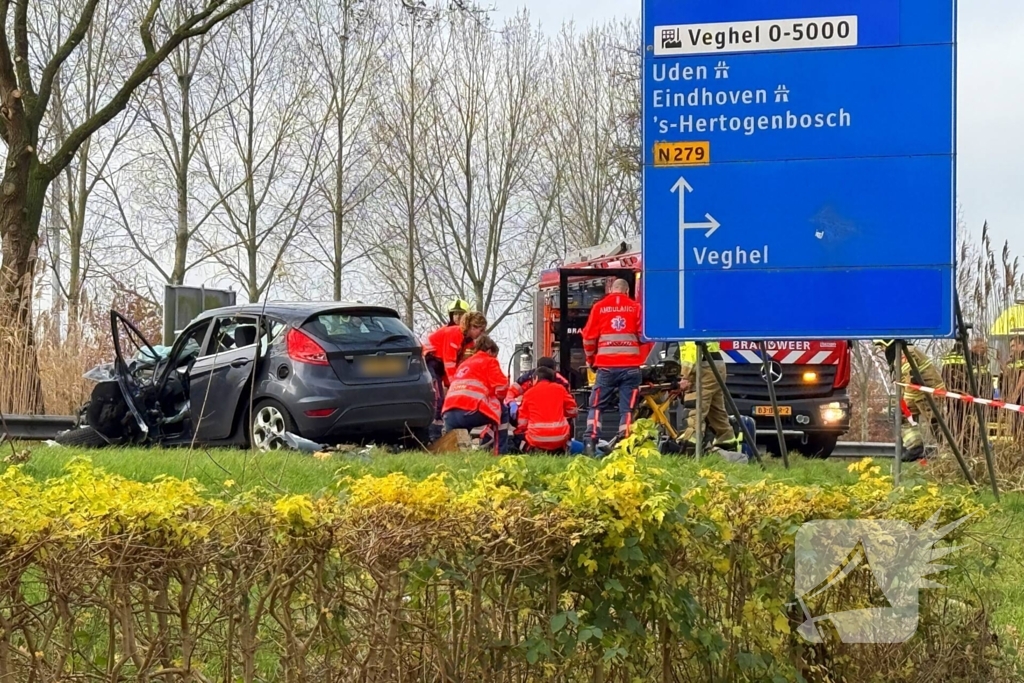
[955,296,1000,500]
[703,345,763,466]
[695,342,704,459]
[759,341,790,468]
[893,340,903,487]
[902,341,977,486]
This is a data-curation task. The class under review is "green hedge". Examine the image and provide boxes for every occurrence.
[0,423,1004,682]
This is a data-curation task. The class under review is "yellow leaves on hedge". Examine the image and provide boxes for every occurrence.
[552,431,678,551]
[272,495,316,530]
[347,472,455,520]
[0,443,983,593]
[458,456,533,510]
[0,457,212,548]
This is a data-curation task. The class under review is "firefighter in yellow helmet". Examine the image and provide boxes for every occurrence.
[671,341,741,453]
[874,340,944,461]
[447,299,470,326]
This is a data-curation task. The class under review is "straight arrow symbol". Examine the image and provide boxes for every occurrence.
[671,176,722,328]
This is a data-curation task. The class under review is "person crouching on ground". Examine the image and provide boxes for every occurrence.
[507,356,573,439]
[514,365,578,453]
[423,311,488,441]
[507,356,570,402]
[442,335,509,453]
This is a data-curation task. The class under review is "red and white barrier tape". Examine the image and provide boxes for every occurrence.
[897,383,1024,414]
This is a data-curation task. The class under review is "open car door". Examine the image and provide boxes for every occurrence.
[109,311,160,441]
[185,314,262,443]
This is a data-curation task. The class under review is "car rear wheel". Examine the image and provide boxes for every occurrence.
[251,400,296,451]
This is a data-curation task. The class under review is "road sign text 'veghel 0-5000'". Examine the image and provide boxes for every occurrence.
[640,0,956,341]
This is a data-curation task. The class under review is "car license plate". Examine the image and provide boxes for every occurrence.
[358,356,406,376]
[754,405,792,417]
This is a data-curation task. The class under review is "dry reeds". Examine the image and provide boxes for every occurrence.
[0,289,161,417]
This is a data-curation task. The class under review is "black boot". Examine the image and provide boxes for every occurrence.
[583,439,597,457]
[660,438,683,455]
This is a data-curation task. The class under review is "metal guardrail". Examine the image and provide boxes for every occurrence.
[832,442,897,459]
[0,418,910,458]
[0,415,76,441]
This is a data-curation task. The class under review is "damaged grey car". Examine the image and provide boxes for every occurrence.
[56,304,436,449]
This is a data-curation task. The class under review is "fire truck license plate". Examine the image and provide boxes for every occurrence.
[754,405,792,417]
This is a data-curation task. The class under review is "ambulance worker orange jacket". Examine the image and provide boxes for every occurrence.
[581,292,643,368]
[506,369,570,403]
[442,351,509,423]
[517,381,578,450]
[422,325,467,384]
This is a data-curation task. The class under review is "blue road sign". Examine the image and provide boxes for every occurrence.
[641,0,956,341]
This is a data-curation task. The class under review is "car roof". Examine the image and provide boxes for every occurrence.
[191,301,402,325]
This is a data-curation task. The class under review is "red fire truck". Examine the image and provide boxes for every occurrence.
[527,237,851,457]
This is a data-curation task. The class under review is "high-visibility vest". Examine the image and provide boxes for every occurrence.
[442,352,508,423]
[423,325,468,382]
[940,352,966,367]
[581,293,643,368]
[507,369,570,402]
[518,381,578,450]
[679,341,721,367]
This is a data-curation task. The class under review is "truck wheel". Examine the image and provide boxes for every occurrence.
[54,426,110,448]
[802,435,838,459]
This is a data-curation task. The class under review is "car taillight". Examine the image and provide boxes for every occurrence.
[833,346,851,389]
[305,408,336,418]
[286,328,329,366]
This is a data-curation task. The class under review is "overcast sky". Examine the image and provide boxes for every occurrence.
[497,0,1023,256]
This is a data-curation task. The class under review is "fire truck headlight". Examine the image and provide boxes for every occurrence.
[820,402,848,424]
[802,371,818,383]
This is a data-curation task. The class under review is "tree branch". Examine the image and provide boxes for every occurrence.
[32,0,102,127]
[12,0,32,97]
[139,0,163,56]
[0,0,20,96]
[44,0,255,180]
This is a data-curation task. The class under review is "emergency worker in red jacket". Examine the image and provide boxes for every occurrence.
[506,356,570,403]
[442,335,509,452]
[581,279,644,455]
[422,311,487,441]
[515,365,578,453]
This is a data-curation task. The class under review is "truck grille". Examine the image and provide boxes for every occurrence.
[725,364,837,401]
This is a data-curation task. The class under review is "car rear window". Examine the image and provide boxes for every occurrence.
[302,312,416,348]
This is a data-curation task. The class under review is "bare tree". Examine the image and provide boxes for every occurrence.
[194,4,323,302]
[36,0,142,333]
[547,20,640,250]
[288,0,384,301]
[365,1,448,329]
[0,0,256,411]
[107,2,234,289]
[415,11,555,328]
